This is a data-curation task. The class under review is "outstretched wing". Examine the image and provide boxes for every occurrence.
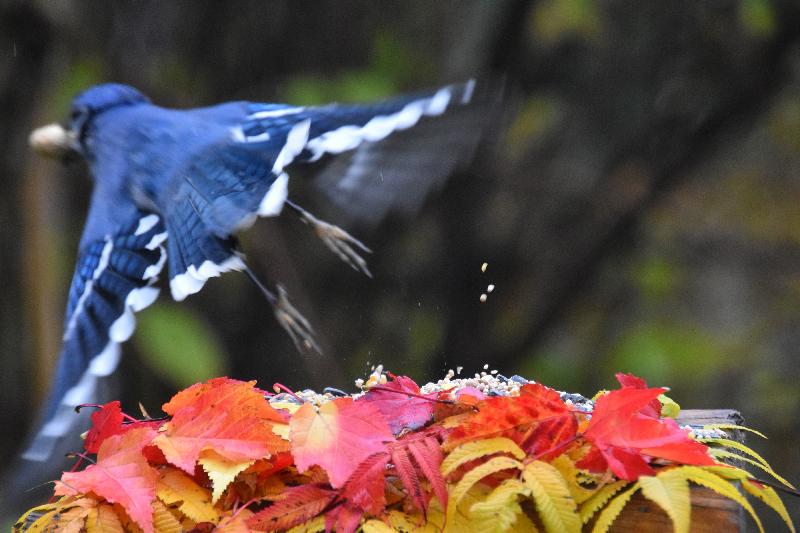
[23,193,166,461]
[160,80,491,299]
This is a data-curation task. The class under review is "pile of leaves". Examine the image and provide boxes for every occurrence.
[16,372,796,532]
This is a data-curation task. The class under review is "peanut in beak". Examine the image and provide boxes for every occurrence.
[29,123,78,158]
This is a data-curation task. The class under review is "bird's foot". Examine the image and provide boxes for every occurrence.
[273,284,322,354]
[287,201,372,277]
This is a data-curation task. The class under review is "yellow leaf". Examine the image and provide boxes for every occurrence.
[21,497,96,533]
[447,455,523,525]
[152,500,182,533]
[441,438,526,477]
[522,461,581,533]
[214,509,256,533]
[362,519,398,532]
[156,468,219,524]
[578,481,628,524]
[85,503,125,533]
[702,423,768,439]
[49,504,92,533]
[639,472,690,533]
[697,437,772,468]
[271,421,291,440]
[446,484,491,532]
[658,394,680,418]
[199,450,254,504]
[666,466,764,533]
[286,515,326,533]
[551,455,596,504]
[742,479,796,533]
[709,449,796,489]
[590,483,639,533]
[469,478,530,532]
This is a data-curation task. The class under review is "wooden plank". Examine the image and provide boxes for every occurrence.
[603,409,746,532]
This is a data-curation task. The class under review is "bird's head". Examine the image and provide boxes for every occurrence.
[29,83,149,159]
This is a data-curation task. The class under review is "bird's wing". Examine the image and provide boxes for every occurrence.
[23,194,166,461]
[160,80,493,297]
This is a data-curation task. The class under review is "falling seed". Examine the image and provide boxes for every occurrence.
[483,364,489,370]
[457,366,463,374]
[487,284,495,293]
[480,293,487,302]
[481,262,488,272]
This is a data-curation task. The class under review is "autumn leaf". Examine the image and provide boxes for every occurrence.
[156,468,219,524]
[55,427,159,533]
[246,484,337,532]
[341,452,390,515]
[84,401,161,454]
[199,450,255,504]
[290,397,394,488]
[579,384,714,480]
[445,382,577,459]
[361,375,435,433]
[154,378,288,474]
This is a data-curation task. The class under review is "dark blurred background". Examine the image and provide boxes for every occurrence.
[2,0,799,527]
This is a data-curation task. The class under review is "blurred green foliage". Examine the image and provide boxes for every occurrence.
[740,0,776,37]
[134,303,229,388]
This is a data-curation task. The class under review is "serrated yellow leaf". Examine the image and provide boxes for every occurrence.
[551,455,596,504]
[385,510,428,532]
[363,519,398,532]
[447,455,523,525]
[469,478,529,532]
[639,473,690,533]
[156,468,219,524]
[152,500,182,533]
[703,423,768,439]
[590,483,639,533]
[441,438,526,476]
[286,515,326,533]
[698,437,772,468]
[85,503,125,533]
[48,504,91,533]
[198,450,254,504]
[742,479,796,533]
[578,480,628,524]
[522,461,581,533]
[666,466,764,533]
[709,449,796,489]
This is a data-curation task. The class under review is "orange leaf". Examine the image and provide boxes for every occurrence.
[154,378,288,474]
[290,397,394,488]
[56,427,159,533]
[445,382,577,459]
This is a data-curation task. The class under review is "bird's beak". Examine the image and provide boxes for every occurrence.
[29,123,79,159]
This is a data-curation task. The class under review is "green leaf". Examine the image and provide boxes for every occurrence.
[522,461,581,533]
[639,473,690,533]
[590,483,639,533]
[134,303,228,388]
[441,438,526,477]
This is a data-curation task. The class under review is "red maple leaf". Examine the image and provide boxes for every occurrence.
[55,427,159,533]
[390,432,448,513]
[290,397,394,488]
[153,378,289,474]
[341,452,390,515]
[615,372,662,417]
[578,382,714,480]
[84,401,161,454]
[445,382,577,459]
[361,375,435,434]
[247,484,337,532]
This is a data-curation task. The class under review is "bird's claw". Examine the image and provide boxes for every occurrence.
[298,208,373,278]
[273,285,321,353]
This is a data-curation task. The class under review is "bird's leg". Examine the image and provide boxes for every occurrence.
[243,265,321,354]
[285,199,373,278]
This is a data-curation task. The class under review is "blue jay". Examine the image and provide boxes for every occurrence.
[25,79,489,462]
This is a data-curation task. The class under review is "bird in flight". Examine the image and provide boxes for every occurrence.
[25,79,491,461]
